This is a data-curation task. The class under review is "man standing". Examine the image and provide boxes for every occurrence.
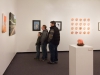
[41,25,48,61]
[48,21,60,64]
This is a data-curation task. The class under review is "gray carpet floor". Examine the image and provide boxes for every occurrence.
[3,51,100,75]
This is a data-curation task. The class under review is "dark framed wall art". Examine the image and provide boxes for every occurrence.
[98,22,100,31]
[32,20,41,31]
[55,21,62,31]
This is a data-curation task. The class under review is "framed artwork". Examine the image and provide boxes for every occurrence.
[9,12,16,36]
[32,20,41,31]
[2,14,7,33]
[55,21,62,31]
[98,22,100,31]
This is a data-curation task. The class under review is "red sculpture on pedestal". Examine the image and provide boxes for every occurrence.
[77,39,84,46]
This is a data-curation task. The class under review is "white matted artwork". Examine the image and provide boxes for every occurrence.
[55,21,62,31]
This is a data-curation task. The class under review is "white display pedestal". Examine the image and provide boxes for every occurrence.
[69,45,93,75]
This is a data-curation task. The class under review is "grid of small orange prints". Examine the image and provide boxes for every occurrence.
[71,18,90,34]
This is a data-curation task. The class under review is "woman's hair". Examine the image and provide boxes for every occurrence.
[38,32,42,35]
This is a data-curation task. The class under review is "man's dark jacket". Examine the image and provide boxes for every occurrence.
[48,26,60,45]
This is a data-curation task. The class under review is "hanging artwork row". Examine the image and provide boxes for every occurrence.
[70,18,91,34]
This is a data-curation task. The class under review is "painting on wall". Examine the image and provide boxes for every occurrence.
[2,14,7,33]
[70,18,91,34]
[98,22,100,31]
[9,12,16,36]
[55,21,62,31]
[32,20,41,31]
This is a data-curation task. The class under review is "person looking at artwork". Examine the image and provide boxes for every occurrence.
[47,21,60,64]
[41,25,48,61]
[34,32,42,60]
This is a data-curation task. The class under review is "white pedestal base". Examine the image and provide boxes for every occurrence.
[69,45,93,75]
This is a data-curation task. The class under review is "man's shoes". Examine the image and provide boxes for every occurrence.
[47,61,55,64]
[54,61,58,64]
[34,58,39,60]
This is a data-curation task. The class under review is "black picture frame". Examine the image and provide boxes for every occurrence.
[32,20,41,31]
[98,22,100,31]
[55,21,62,31]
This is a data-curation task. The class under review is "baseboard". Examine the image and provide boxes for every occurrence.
[94,50,100,51]
[17,51,69,54]
[16,50,100,54]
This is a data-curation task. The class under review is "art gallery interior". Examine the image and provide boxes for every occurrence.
[0,0,100,75]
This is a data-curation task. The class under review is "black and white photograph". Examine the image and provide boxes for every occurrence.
[55,21,62,31]
[32,20,41,31]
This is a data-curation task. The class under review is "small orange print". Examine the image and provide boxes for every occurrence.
[83,23,86,26]
[79,27,82,30]
[71,27,74,30]
[79,18,82,21]
[79,31,82,34]
[79,23,82,26]
[75,31,78,34]
[87,23,90,26]
[75,27,78,30]
[83,27,86,30]
[71,31,74,34]
[71,23,74,26]
[87,18,90,21]
[71,18,74,21]
[83,18,86,21]
[87,27,90,30]
[75,18,78,21]
[83,31,86,34]
[75,23,78,26]
[87,31,90,34]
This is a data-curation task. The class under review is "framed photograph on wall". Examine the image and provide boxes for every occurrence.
[32,20,41,31]
[9,12,16,36]
[98,22,100,31]
[55,21,62,31]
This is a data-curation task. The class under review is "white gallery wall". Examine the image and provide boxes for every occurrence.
[0,0,17,75]
[16,0,100,52]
